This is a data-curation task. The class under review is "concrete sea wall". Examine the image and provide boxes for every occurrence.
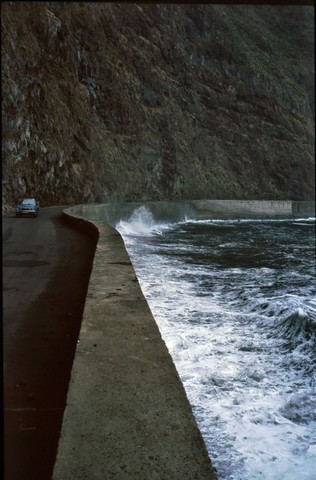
[53,200,314,479]
[53,206,217,480]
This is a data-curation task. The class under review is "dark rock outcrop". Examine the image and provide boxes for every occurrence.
[2,3,314,211]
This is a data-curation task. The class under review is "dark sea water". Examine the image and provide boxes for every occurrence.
[116,207,316,480]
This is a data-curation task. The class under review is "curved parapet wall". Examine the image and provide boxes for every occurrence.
[62,199,315,228]
[53,207,217,480]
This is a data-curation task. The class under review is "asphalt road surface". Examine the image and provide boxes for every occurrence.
[3,206,97,480]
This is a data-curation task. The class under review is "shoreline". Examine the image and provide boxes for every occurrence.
[53,199,314,479]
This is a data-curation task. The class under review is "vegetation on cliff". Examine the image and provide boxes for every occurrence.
[2,2,314,210]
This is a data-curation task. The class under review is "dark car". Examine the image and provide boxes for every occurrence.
[15,198,39,217]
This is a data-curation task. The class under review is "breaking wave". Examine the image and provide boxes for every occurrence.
[115,206,171,238]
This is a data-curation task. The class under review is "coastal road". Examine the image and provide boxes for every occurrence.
[3,207,97,480]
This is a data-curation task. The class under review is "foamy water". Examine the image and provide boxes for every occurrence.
[116,206,316,480]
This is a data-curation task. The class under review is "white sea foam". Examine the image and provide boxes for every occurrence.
[116,209,316,480]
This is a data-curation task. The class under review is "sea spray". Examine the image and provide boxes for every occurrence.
[115,206,172,238]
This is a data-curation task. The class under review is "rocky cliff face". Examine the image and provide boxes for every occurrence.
[2,3,314,211]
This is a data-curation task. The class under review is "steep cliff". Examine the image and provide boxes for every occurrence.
[2,2,315,211]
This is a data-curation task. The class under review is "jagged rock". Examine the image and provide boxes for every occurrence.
[1,3,314,212]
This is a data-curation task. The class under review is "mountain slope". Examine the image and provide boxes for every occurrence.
[2,3,314,210]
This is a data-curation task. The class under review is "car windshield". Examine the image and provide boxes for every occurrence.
[21,199,35,205]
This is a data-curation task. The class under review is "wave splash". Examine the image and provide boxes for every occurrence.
[116,206,167,237]
[115,206,173,243]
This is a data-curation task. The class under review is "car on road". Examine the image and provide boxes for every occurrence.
[15,198,39,217]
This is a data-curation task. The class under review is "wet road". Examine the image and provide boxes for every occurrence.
[2,207,97,480]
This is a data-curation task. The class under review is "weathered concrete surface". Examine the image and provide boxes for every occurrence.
[53,210,217,479]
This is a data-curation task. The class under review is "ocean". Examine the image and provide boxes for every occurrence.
[116,206,316,480]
